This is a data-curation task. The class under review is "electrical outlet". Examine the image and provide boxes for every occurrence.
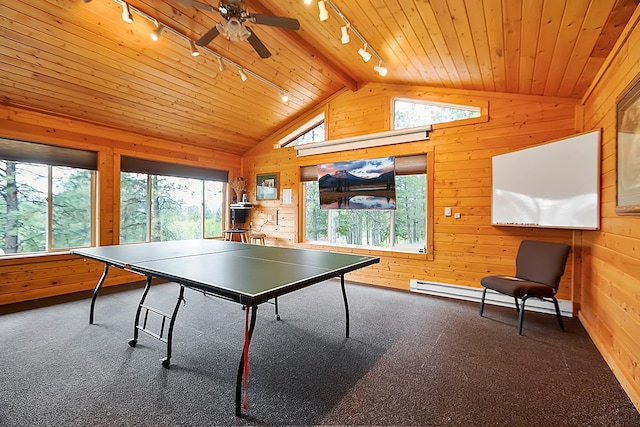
[454,212,461,219]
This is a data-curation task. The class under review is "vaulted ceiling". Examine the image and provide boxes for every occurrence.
[1,0,637,156]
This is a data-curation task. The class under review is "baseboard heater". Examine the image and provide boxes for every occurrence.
[410,280,573,318]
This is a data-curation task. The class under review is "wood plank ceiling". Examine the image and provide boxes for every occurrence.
[1,0,637,156]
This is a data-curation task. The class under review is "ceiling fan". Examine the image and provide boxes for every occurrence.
[174,0,300,58]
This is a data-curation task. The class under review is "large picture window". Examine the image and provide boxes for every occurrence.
[119,157,227,243]
[1,139,97,255]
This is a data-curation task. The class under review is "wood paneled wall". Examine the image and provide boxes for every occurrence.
[244,83,581,300]
[580,9,640,412]
[0,105,241,305]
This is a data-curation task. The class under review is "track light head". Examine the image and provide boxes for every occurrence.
[121,2,133,24]
[150,23,164,41]
[189,40,200,56]
[341,25,350,44]
[218,56,226,72]
[280,91,289,103]
[304,0,312,5]
[358,44,372,62]
[318,1,329,21]
[374,62,388,76]
[239,68,248,82]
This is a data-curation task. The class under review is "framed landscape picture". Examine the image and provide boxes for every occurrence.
[256,172,279,200]
[616,72,640,215]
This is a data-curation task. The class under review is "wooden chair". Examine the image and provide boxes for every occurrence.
[479,240,571,335]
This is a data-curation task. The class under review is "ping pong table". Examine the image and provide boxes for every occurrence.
[71,239,379,415]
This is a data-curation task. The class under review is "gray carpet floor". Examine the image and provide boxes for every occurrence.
[1,280,639,426]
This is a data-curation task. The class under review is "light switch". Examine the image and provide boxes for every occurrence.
[444,207,452,217]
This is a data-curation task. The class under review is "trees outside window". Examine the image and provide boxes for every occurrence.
[1,161,94,255]
[120,173,223,243]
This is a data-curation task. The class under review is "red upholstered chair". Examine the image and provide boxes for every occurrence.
[479,240,571,335]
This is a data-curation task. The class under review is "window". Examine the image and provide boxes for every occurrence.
[394,98,481,130]
[280,112,325,147]
[288,122,325,146]
[120,173,223,243]
[119,157,227,243]
[1,139,97,255]
[302,155,427,253]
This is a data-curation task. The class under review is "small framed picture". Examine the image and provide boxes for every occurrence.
[256,173,279,200]
[616,72,640,215]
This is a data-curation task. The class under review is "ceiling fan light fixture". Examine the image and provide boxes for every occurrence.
[150,23,164,41]
[341,25,350,44]
[374,62,388,76]
[217,18,251,42]
[189,40,200,56]
[358,43,372,62]
[318,1,329,21]
[239,68,248,82]
[218,56,226,72]
[121,2,133,24]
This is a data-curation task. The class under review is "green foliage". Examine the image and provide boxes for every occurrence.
[394,175,426,245]
[52,168,92,249]
[304,182,327,241]
[120,173,149,243]
[1,162,91,254]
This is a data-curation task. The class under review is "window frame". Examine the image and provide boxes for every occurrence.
[278,112,325,148]
[0,160,98,256]
[118,171,227,244]
[392,97,488,131]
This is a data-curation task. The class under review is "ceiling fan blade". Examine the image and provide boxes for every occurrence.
[172,0,218,13]
[246,30,271,58]
[248,14,300,30]
[196,26,220,46]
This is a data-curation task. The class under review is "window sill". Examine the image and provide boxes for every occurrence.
[0,250,78,267]
[299,241,433,260]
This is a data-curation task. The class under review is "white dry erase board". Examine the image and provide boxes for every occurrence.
[491,130,600,229]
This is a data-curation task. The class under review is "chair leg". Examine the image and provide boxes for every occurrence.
[552,297,565,331]
[514,297,520,313]
[517,297,528,335]
[480,288,487,316]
